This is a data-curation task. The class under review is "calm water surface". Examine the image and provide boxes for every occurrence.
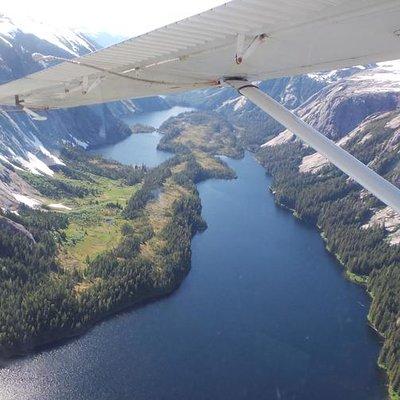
[93,106,191,167]
[0,108,386,399]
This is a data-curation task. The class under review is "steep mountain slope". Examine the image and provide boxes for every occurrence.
[256,62,400,398]
[167,66,368,149]
[0,15,170,151]
[0,15,127,152]
[292,61,400,141]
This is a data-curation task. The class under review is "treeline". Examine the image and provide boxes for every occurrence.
[21,172,97,199]
[257,142,400,275]
[156,192,207,284]
[369,265,400,394]
[257,127,400,396]
[123,157,177,219]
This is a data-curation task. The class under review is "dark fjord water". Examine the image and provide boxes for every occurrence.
[0,109,386,400]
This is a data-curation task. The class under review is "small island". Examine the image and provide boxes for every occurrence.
[130,123,156,134]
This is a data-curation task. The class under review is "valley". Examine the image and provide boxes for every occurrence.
[0,14,399,399]
[0,104,399,400]
[0,112,387,399]
[166,64,400,399]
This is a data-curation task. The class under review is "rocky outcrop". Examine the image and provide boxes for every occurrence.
[0,215,35,242]
[297,83,400,141]
[0,164,42,209]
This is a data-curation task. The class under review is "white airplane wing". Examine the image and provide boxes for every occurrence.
[0,0,400,109]
[2,0,400,214]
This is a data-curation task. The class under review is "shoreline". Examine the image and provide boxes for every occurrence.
[0,267,189,363]
[265,174,393,398]
[1,128,394,397]
[0,139,236,365]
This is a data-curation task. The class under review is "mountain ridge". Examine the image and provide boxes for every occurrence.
[0,15,170,209]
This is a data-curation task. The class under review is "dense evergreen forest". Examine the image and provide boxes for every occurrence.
[0,147,235,356]
[256,111,400,397]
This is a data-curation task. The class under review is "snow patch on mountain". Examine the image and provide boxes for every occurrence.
[0,14,172,211]
[70,136,89,149]
[48,203,72,210]
[349,61,400,93]
[16,152,54,176]
[0,35,12,47]
[307,66,367,84]
[0,165,42,209]
[12,193,40,208]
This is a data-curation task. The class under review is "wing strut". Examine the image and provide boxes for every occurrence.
[226,79,400,214]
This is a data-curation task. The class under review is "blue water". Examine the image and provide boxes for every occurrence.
[94,106,191,167]
[0,109,386,400]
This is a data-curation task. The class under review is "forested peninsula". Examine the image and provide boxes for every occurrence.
[0,129,237,358]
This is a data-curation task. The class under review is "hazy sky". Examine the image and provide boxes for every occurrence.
[3,0,228,37]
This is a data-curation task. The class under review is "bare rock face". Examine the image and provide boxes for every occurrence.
[268,63,400,150]
[362,206,400,245]
[0,165,42,209]
[297,81,400,141]
[262,130,295,147]
[299,153,327,174]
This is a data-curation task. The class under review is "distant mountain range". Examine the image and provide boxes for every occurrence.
[1,14,400,219]
[167,64,397,149]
